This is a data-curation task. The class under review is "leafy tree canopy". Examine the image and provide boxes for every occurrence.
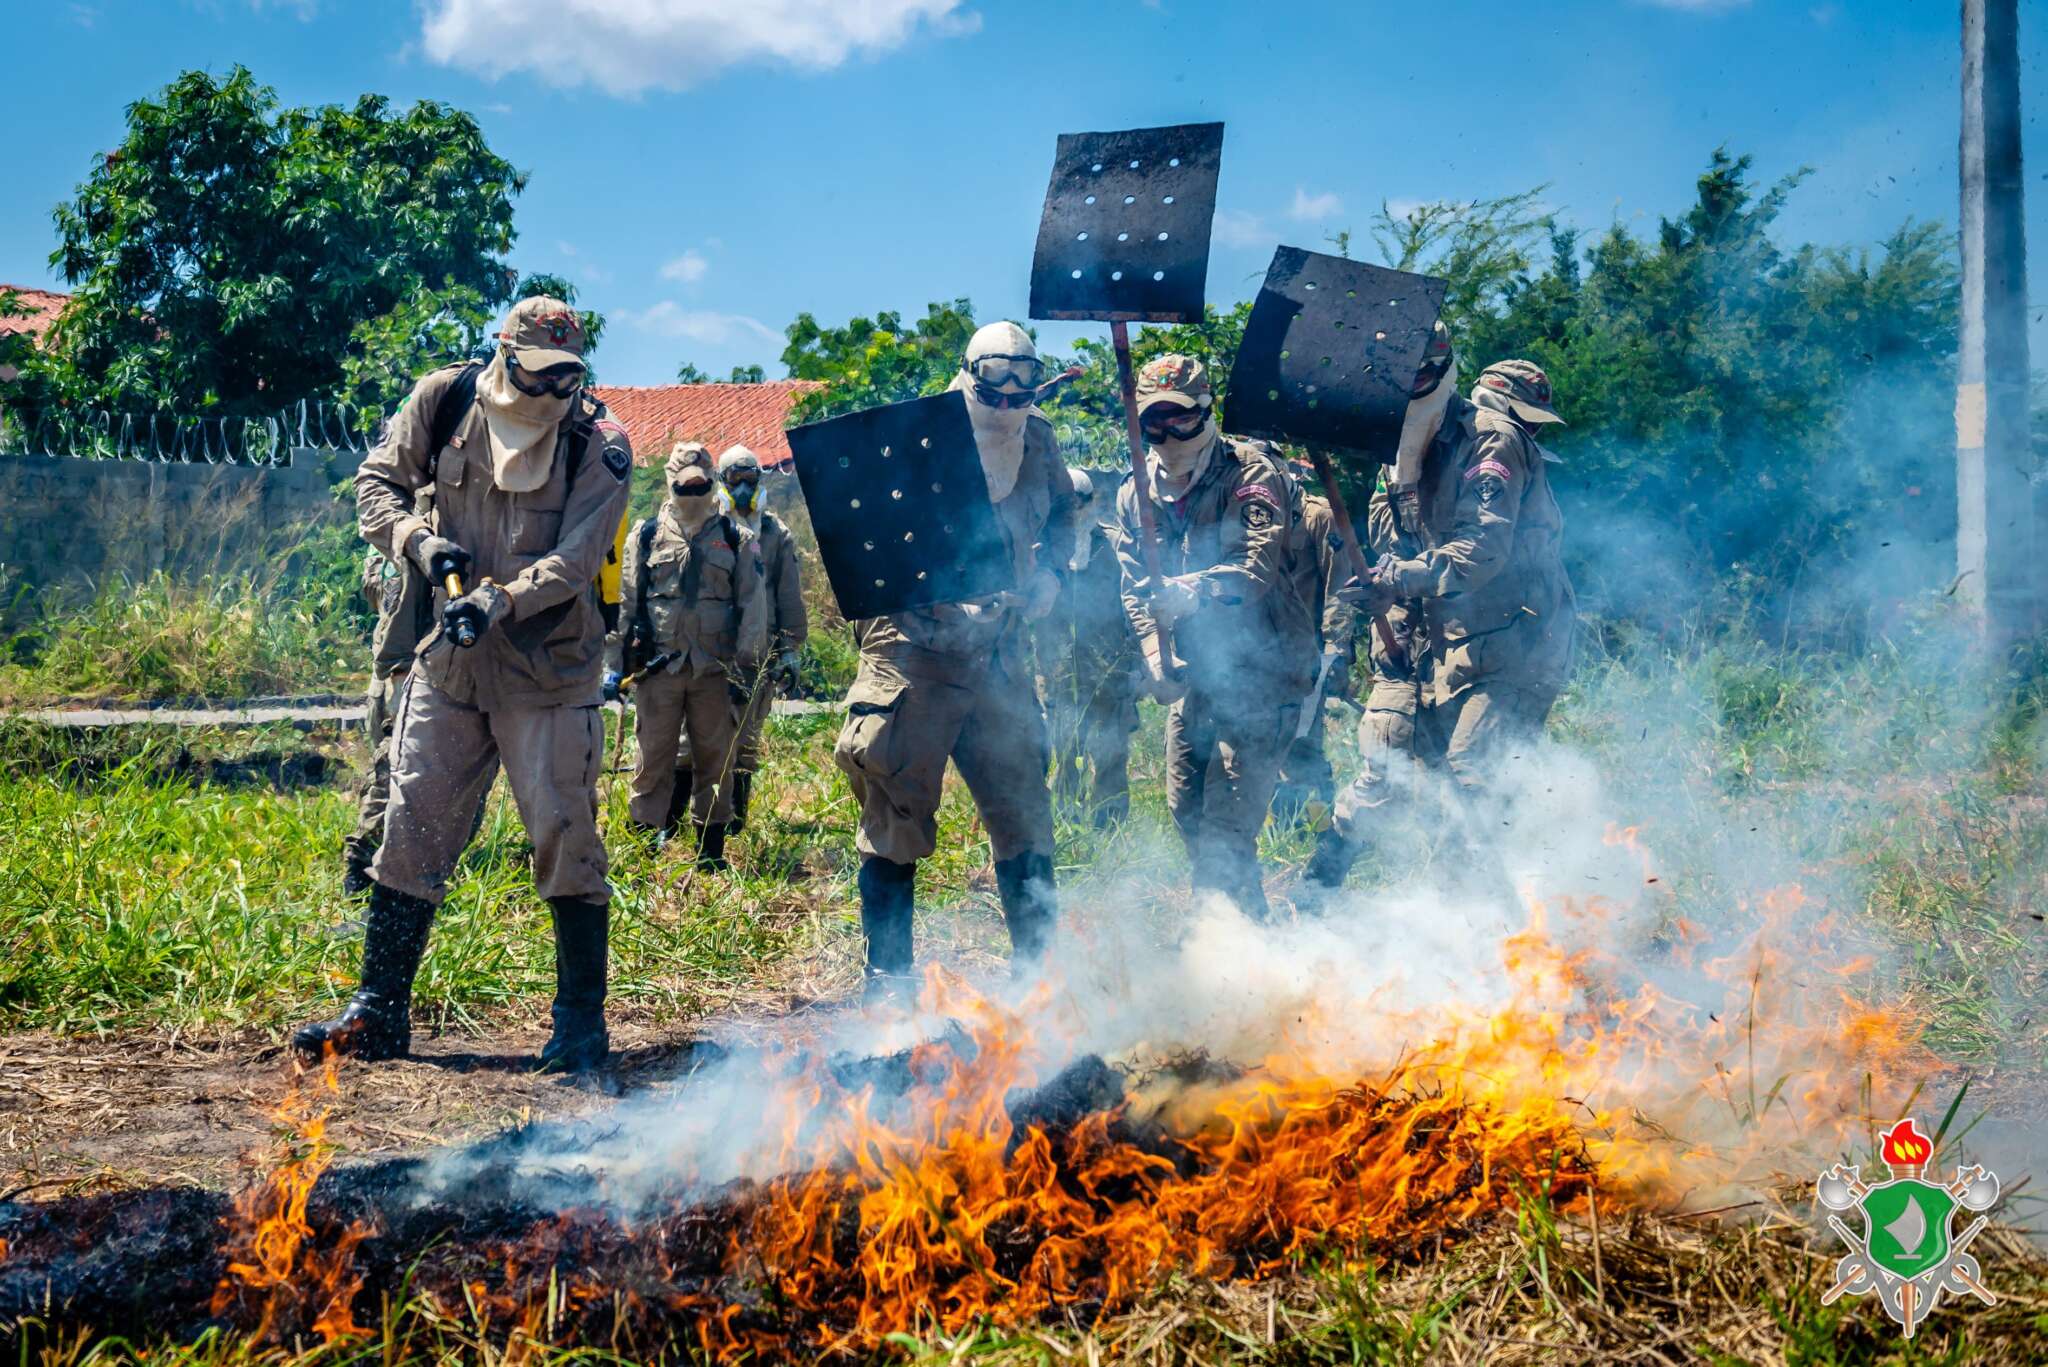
[677,361,768,384]
[782,299,978,422]
[49,66,526,416]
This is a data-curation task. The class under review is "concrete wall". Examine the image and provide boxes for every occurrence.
[0,448,364,617]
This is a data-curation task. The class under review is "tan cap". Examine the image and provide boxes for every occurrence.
[1134,353,1214,412]
[1474,359,1564,425]
[665,440,713,482]
[500,296,587,370]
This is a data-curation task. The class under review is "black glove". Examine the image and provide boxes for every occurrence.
[773,650,803,695]
[728,669,756,707]
[442,583,509,649]
[414,533,473,585]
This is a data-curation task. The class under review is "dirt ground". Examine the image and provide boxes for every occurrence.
[0,1015,737,1200]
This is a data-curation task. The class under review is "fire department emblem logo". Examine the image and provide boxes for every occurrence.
[540,312,579,346]
[1816,1118,2001,1339]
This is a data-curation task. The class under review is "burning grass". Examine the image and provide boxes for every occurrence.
[8,884,2032,1364]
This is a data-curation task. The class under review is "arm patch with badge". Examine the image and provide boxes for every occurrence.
[597,418,633,482]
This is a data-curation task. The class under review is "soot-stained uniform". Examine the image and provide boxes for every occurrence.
[354,365,632,905]
[609,505,767,829]
[833,414,1077,866]
[1111,435,1313,918]
[1332,395,1575,842]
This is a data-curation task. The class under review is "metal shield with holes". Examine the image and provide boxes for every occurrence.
[786,391,1014,621]
[1029,122,1224,323]
[1228,249,1449,463]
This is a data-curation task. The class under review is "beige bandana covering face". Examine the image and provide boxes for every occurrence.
[476,352,571,492]
[1148,423,1219,496]
[948,371,1032,502]
[1394,356,1459,489]
[665,441,720,531]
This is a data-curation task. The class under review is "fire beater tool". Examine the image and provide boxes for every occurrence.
[1028,121,1226,684]
[786,391,1013,622]
[1230,247,1450,670]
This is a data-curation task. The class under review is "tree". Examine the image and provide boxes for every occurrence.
[49,66,525,416]
[677,361,767,383]
[782,299,978,422]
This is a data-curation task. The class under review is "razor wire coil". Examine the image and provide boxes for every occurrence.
[0,399,377,465]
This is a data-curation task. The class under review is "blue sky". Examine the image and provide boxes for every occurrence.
[4,0,2042,387]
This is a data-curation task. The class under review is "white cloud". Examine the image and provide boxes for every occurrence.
[419,0,980,95]
[659,249,710,284]
[622,302,780,347]
[1289,187,1343,222]
[1211,208,1269,250]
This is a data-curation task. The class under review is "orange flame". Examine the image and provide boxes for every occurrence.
[211,1053,369,1344]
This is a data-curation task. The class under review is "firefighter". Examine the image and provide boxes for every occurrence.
[606,441,768,870]
[717,443,808,833]
[1110,355,1314,921]
[1302,355,1575,906]
[1037,466,1141,827]
[832,322,1077,1001]
[1271,486,1360,827]
[297,296,632,1071]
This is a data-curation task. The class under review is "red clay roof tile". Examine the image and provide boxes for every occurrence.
[592,381,821,469]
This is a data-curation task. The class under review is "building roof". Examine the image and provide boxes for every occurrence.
[0,284,70,345]
[591,380,822,469]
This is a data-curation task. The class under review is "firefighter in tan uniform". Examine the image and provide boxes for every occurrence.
[717,444,808,833]
[607,441,767,870]
[1037,467,1141,828]
[297,297,632,1072]
[342,538,429,895]
[1303,357,1575,902]
[833,322,1078,1000]
[1111,356,1314,921]
[1271,490,1360,826]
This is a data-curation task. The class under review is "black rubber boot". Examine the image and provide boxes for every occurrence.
[858,856,917,1004]
[993,851,1057,965]
[294,883,434,1062]
[538,898,609,1073]
[695,820,729,872]
[664,768,695,838]
[729,771,754,835]
[1304,827,1358,891]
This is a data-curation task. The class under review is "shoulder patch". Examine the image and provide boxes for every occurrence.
[600,430,632,481]
[1235,481,1281,509]
[1243,501,1275,531]
[596,418,629,441]
[1464,458,1513,484]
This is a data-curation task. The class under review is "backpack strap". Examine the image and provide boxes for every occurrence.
[425,362,483,476]
[631,515,659,657]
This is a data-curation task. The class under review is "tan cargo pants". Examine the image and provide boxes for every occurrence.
[732,675,778,774]
[833,648,1055,865]
[370,673,609,905]
[632,668,740,827]
[343,669,405,868]
[1165,696,1296,917]
[1331,678,1557,837]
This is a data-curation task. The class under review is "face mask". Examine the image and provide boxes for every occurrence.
[475,351,572,492]
[1150,422,1217,484]
[668,473,717,527]
[1392,357,1458,520]
[725,481,759,514]
[949,371,1029,501]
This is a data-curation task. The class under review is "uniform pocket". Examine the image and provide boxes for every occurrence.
[836,670,914,781]
[510,508,563,556]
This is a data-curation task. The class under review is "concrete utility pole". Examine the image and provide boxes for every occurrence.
[1955,0,2035,645]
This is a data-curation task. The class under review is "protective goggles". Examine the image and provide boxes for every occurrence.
[972,382,1040,410]
[1140,406,1209,442]
[670,477,714,496]
[966,353,1047,391]
[1410,347,1454,399]
[506,350,585,399]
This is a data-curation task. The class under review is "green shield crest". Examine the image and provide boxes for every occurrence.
[1859,1179,1956,1280]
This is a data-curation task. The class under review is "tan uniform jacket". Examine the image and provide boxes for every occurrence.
[356,365,631,711]
[608,506,769,680]
[741,508,809,657]
[1111,436,1314,700]
[1367,396,1574,706]
[851,414,1077,677]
